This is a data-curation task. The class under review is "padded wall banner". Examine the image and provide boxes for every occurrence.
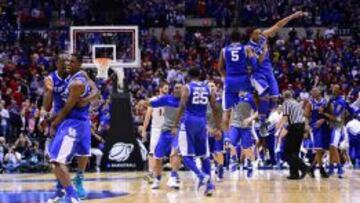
[101,93,145,171]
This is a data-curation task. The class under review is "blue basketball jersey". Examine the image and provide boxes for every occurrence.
[310,98,327,126]
[50,70,67,114]
[62,71,91,121]
[224,43,248,76]
[185,81,210,117]
[247,34,273,72]
[330,96,347,117]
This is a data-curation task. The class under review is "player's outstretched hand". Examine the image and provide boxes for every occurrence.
[293,11,307,18]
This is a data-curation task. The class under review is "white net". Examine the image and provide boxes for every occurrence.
[94,58,112,80]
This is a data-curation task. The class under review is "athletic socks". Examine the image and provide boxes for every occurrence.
[231,155,237,162]
[56,180,63,190]
[156,175,162,181]
[76,170,84,178]
[65,185,77,196]
[170,171,178,178]
[183,156,204,179]
[201,158,211,178]
[217,164,224,179]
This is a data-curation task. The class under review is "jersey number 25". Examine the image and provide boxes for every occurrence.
[192,91,209,105]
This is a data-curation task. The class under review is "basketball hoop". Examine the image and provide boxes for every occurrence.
[94,58,112,80]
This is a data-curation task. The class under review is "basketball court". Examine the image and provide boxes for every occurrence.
[1,171,360,203]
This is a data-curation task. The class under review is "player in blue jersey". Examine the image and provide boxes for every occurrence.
[228,91,258,177]
[247,11,306,136]
[47,54,93,203]
[206,81,225,182]
[44,54,99,203]
[304,87,329,178]
[218,30,261,130]
[320,85,349,178]
[172,68,221,196]
[147,83,182,190]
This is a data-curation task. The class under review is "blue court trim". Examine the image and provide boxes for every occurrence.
[0,190,128,203]
[0,176,141,183]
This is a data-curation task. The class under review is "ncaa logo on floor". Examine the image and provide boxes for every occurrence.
[109,142,134,162]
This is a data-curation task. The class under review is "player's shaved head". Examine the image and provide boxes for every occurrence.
[188,67,201,80]
[55,53,69,78]
[231,30,241,43]
[66,54,83,75]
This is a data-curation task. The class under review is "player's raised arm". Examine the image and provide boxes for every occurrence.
[217,49,226,77]
[172,85,189,135]
[43,76,54,112]
[262,11,305,38]
[50,81,84,135]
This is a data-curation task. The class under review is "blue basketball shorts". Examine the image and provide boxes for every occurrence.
[250,71,279,97]
[223,75,253,111]
[154,130,179,159]
[179,115,209,157]
[49,119,91,164]
[330,127,344,148]
[228,126,254,149]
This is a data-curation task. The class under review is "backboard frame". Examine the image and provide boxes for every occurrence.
[69,26,141,69]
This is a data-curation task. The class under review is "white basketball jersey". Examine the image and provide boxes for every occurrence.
[150,96,165,129]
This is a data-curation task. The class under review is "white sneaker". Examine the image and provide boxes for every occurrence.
[96,167,101,173]
[167,177,180,189]
[151,179,160,190]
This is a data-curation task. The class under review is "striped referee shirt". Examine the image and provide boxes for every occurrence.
[283,99,305,124]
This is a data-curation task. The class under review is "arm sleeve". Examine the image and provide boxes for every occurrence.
[150,96,167,107]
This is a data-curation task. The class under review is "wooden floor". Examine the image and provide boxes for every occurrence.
[1,170,360,203]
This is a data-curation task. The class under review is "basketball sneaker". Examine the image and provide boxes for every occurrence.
[65,194,80,203]
[167,177,180,189]
[216,166,224,182]
[144,173,154,184]
[73,174,87,199]
[47,189,65,203]
[151,178,161,190]
[204,183,215,197]
[247,168,253,178]
[197,174,210,191]
[320,167,329,178]
[337,167,344,179]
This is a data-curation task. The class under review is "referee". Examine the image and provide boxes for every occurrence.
[276,90,310,179]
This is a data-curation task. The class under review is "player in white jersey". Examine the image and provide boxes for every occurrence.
[142,81,169,183]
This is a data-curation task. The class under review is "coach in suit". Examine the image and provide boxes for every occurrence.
[276,90,310,179]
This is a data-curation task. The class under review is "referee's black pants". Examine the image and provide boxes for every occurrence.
[284,123,308,177]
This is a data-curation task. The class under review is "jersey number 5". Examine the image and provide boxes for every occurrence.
[192,91,209,105]
[231,50,239,61]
